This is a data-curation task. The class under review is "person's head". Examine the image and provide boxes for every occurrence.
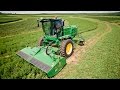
[55,21,61,29]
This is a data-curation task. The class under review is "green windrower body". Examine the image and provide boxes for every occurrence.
[17,18,84,77]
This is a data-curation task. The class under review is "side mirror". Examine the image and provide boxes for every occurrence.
[63,20,65,26]
[37,19,40,27]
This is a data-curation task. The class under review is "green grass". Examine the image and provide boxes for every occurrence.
[0,31,46,79]
[0,17,22,24]
[0,14,120,79]
[0,18,41,37]
[65,17,97,33]
[0,15,47,79]
[86,16,120,23]
[58,23,120,79]
[76,24,120,79]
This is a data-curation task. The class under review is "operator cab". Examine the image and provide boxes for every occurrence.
[40,19,64,37]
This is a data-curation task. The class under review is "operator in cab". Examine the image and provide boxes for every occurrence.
[53,16,64,37]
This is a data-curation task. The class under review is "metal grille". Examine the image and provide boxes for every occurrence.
[30,58,51,73]
[17,51,31,61]
[17,51,51,73]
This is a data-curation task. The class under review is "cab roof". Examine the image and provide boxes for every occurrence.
[40,19,62,22]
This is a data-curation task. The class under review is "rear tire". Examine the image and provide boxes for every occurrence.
[60,39,73,58]
[38,37,43,46]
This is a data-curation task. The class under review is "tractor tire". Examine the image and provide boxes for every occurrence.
[38,37,43,46]
[60,39,74,58]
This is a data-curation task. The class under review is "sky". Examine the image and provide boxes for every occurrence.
[0,11,120,14]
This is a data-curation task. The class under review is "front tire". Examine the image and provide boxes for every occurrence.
[60,39,73,57]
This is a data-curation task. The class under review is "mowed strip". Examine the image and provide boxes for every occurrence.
[53,18,112,79]
[0,29,40,39]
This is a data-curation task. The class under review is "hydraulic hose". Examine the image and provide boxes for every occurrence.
[46,41,55,55]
